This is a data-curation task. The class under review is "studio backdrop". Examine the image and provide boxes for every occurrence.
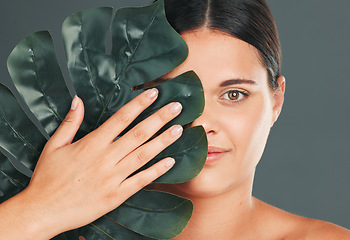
[0,0,349,230]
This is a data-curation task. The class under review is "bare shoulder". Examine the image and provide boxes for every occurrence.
[254,198,350,240]
[301,219,350,239]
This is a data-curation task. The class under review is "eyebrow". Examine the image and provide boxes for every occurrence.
[219,79,258,87]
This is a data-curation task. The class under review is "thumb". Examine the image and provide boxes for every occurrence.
[46,95,84,151]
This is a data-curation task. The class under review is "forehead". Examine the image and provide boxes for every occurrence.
[164,28,268,86]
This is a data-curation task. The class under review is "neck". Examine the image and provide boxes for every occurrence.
[155,173,258,240]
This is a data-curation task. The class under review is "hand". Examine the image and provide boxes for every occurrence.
[16,88,183,239]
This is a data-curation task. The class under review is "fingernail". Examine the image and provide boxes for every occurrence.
[147,88,158,99]
[171,125,183,137]
[71,95,79,110]
[170,102,182,114]
[165,158,175,168]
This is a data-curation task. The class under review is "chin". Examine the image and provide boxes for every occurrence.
[160,167,237,198]
[172,182,225,198]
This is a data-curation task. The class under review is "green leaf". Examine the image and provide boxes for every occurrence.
[62,7,115,135]
[7,31,72,137]
[0,83,46,171]
[1,0,207,239]
[111,0,188,86]
[0,151,30,203]
[154,126,208,183]
[63,190,192,240]
[109,190,193,239]
[63,216,154,240]
[129,126,207,184]
[62,0,189,135]
[121,71,205,135]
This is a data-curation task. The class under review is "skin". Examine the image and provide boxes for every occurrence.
[0,27,349,239]
[154,28,350,239]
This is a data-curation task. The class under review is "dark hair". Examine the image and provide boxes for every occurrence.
[163,0,282,89]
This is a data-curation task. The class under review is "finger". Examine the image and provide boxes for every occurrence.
[46,96,84,151]
[119,157,175,197]
[93,88,158,142]
[109,102,182,161]
[116,124,183,180]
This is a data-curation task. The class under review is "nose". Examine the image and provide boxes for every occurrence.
[189,100,218,135]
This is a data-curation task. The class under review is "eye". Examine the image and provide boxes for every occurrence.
[221,90,249,102]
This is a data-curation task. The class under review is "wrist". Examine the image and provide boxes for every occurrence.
[0,189,60,239]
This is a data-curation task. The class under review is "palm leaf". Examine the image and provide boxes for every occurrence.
[0,151,30,203]
[0,83,46,171]
[66,190,192,240]
[1,1,207,239]
[7,31,71,137]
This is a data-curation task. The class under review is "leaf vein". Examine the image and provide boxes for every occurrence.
[78,21,105,116]
[29,48,63,122]
[126,5,160,63]
[0,106,40,154]
[0,170,27,188]
[89,223,117,240]
[127,47,175,66]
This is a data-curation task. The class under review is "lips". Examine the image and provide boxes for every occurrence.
[206,146,230,164]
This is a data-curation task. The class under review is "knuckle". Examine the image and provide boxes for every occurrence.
[153,165,164,177]
[103,191,117,205]
[135,150,148,165]
[136,94,150,108]
[74,136,101,154]
[62,116,74,124]
[157,109,170,122]
[74,140,92,154]
[113,111,131,125]
[159,132,172,146]
[132,127,147,141]
[136,175,149,188]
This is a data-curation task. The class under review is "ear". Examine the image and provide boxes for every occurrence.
[271,75,286,127]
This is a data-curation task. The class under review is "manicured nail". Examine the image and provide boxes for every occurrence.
[147,88,158,99]
[171,125,183,137]
[71,95,79,110]
[165,158,175,168]
[170,102,182,114]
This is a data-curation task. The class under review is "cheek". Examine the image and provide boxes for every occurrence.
[230,93,273,169]
[163,93,274,197]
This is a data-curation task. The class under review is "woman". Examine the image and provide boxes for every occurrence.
[0,0,349,239]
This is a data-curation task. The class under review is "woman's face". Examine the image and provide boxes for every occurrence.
[162,28,285,197]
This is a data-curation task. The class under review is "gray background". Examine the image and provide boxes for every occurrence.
[0,0,349,230]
